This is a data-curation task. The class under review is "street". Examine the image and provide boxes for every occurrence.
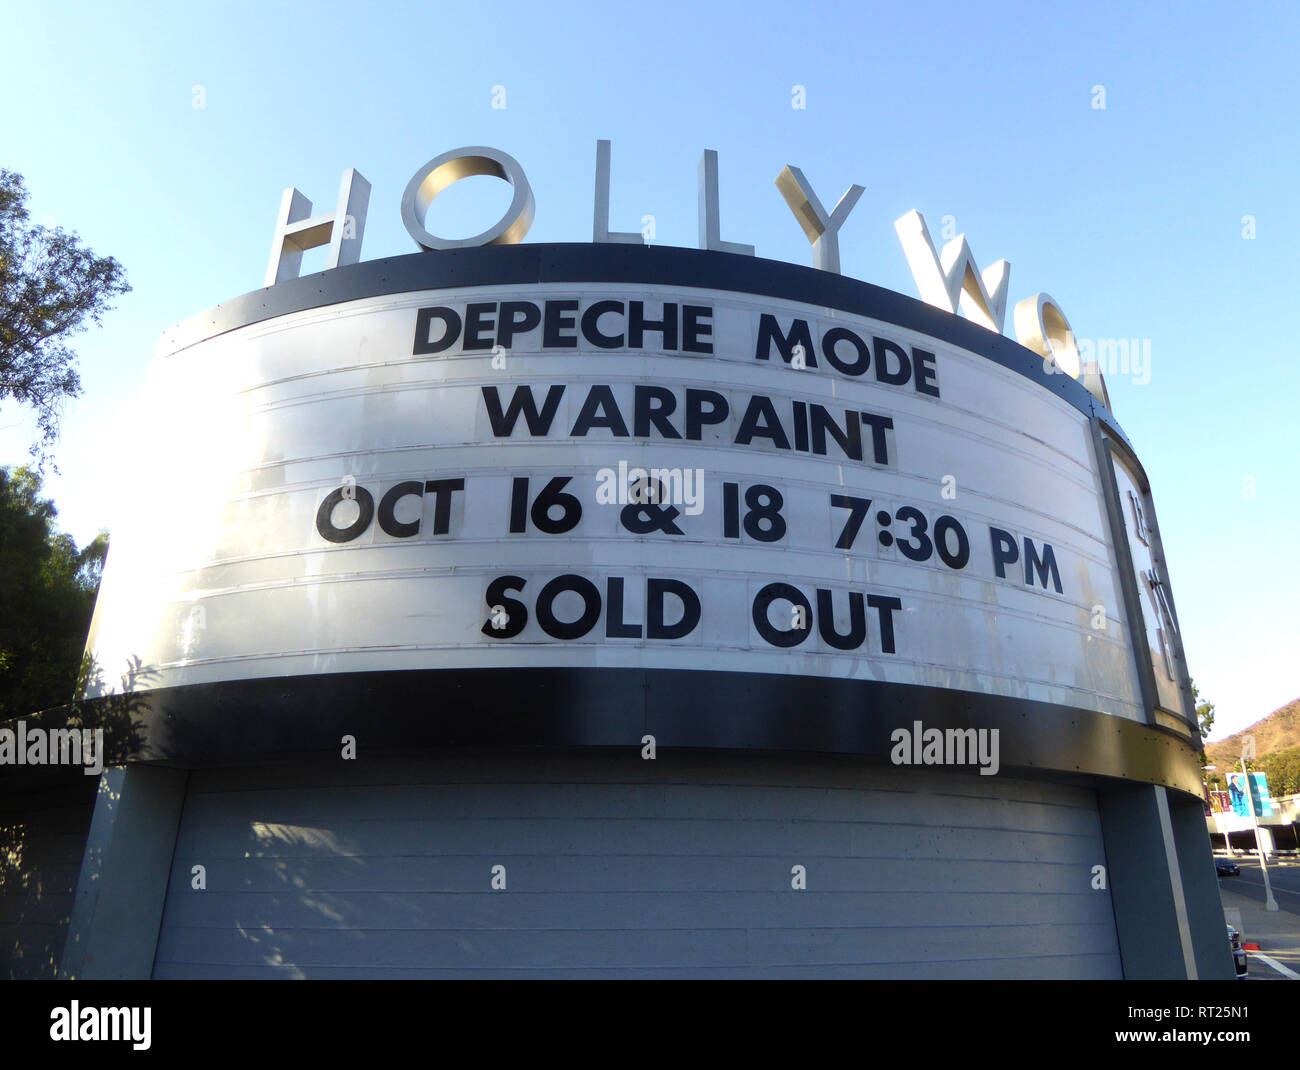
[1217,857,1300,981]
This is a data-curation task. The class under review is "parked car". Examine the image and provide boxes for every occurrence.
[1227,924,1248,977]
[1216,859,1240,876]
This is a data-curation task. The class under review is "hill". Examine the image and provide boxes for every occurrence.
[1206,696,1300,769]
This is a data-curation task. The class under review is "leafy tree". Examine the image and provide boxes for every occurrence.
[1258,746,1300,798]
[1191,680,1214,740]
[0,168,129,467]
[1191,680,1214,768]
[0,466,107,718]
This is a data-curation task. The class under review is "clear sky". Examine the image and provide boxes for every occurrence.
[2,0,1296,739]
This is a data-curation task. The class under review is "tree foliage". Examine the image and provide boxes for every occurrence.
[0,466,107,718]
[1191,679,1214,768]
[1193,682,1214,740]
[0,168,130,465]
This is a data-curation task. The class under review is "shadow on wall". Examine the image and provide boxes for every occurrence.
[157,796,375,979]
[0,780,99,978]
[68,653,157,763]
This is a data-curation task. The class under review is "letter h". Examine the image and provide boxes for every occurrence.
[265,169,371,287]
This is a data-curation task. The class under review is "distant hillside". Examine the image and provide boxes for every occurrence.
[1206,696,1300,769]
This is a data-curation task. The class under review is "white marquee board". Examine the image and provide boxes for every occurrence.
[86,282,1145,721]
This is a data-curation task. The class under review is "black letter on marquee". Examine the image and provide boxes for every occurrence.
[463,302,497,350]
[316,485,375,543]
[543,300,580,347]
[647,578,701,639]
[605,577,643,638]
[755,314,816,367]
[571,385,630,437]
[1024,539,1063,593]
[536,574,602,640]
[810,405,861,460]
[752,582,812,648]
[858,413,894,465]
[914,348,941,397]
[792,400,809,452]
[735,395,791,450]
[685,389,730,440]
[423,478,465,535]
[990,527,1019,579]
[628,301,678,351]
[581,300,625,348]
[633,386,682,438]
[872,337,912,386]
[378,480,424,538]
[482,575,528,639]
[682,305,714,354]
[413,306,462,355]
[482,385,566,436]
[866,594,902,654]
[497,301,542,348]
[821,326,870,376]
[816,588,866,650]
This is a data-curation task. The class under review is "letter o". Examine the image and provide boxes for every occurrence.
[752,582,812,648]
[316,485,375,543]
[1013,292,1081,378]
[535,574,602,640]
[401,146,535,251]
[821,327,870,376]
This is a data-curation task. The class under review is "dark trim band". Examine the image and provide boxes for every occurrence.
[50,667,1204,798]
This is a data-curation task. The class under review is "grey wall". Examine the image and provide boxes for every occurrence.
[59,764,188,979]
[1167,789,1235,979]
[0,780,98,979]
[1097,782,1236,979]
[152,751,1122,979]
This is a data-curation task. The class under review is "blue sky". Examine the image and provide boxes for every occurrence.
[2,0,1296,738]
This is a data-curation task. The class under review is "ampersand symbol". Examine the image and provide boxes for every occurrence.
[620,481,683,535]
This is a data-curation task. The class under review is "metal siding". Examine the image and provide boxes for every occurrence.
[0,787,97,979]
[152,754,1121,978]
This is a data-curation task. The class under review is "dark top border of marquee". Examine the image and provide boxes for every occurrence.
[159,243,1134,452]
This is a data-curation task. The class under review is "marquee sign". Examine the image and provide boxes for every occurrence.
[85,267,1156,725]
[75,144,1198,774]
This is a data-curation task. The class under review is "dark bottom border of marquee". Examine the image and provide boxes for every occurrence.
[30,667,1206,798]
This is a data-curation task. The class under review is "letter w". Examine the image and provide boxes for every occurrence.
[481,385,565,436]
[894,209,1010,332]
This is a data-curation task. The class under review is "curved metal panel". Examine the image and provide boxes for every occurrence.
[80,245,1192,786]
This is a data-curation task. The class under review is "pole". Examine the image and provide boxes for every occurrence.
[1206,767,1234,856]
[1218,807,1234,857]
[1240,754,1279,912]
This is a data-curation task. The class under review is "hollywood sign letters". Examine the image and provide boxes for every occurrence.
[264,143,1108,408]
